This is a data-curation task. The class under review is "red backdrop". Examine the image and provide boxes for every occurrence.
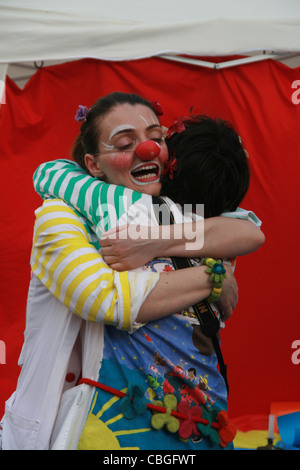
[1,57,300,419]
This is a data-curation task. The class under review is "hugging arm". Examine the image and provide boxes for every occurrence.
[34,160,264,272]
[32,199,213,327]
[33,160,243,321]
[99,217,265,271]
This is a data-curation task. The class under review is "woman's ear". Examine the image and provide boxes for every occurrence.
[84,154,105,178]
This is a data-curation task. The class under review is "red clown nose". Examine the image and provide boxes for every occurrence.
[135,140,161,160]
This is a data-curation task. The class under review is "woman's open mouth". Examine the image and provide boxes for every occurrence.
[129,162,161,185]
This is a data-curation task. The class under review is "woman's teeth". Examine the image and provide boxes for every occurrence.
[130,164,160,184]
[134,165,157,178]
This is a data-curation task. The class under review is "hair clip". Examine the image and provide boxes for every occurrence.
[167,113,200,138]
[75,105,89,122]
[151,100,163,116]
[162,152,177,180]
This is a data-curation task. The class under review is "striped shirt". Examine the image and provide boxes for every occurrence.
[33,158,262,238]
[33,159,155,239]
[30,198,159,330]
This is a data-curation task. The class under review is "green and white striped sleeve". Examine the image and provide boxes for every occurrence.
[33,159,150,238]
[221,207,262,228]
[33,160,262,237]
[31,198,159,330]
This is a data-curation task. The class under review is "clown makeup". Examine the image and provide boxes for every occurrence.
[108,124,136,142]
[89,103,169,196]
[101,141,115,151]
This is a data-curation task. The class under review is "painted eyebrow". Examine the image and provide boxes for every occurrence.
[109,123,162,141]
[109,124,135,141]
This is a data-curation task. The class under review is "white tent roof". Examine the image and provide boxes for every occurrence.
[1,0,300,88]
[1,0,300,62]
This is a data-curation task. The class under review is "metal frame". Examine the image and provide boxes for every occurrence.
[159,51,300,69]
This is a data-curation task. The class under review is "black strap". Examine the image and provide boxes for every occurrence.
[152,196,229,395]
[170,255,220,338]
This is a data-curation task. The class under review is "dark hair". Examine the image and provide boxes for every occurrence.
[161,115,250,218]
[72,92,158,170]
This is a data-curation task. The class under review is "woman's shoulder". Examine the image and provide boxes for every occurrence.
[33,198,100,247]
[34,198,89,231]
[35,198,80,216]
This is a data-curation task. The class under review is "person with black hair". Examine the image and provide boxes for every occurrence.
[162,114,250,219]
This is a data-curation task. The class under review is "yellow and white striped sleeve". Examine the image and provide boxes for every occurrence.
[30,199,159,330]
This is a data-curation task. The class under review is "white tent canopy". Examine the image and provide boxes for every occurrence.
[2,0,300,62]
[1,0,300,88]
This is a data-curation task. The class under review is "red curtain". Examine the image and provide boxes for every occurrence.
[1,57,299,419]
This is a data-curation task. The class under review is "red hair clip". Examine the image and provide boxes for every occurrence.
[167,112,201,138]
[151,100,163,116]
[162,152,177,180]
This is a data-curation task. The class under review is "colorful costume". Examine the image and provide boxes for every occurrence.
[1,199,159,449]
[2,159,261,450]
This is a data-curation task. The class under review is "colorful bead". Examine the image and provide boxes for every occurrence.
[201,258,227,302]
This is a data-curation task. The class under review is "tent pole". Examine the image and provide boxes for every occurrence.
[159,52,298,69]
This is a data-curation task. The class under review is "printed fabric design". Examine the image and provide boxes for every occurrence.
[78,311,230,450]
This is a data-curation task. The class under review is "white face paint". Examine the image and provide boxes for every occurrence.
[100,124,137,153]
[139,115,149,126]
[94,103,169,196]
[101,141,115,151]
[108,124,135,141]
[139,113,157,127]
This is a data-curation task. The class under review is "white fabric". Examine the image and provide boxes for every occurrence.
[1,275,90,449]
[50,321,105,450]
[1,276,122,450]
[1,0,300,65]
[1,198,159,450]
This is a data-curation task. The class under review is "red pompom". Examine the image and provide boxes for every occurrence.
[217,410,237,447]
